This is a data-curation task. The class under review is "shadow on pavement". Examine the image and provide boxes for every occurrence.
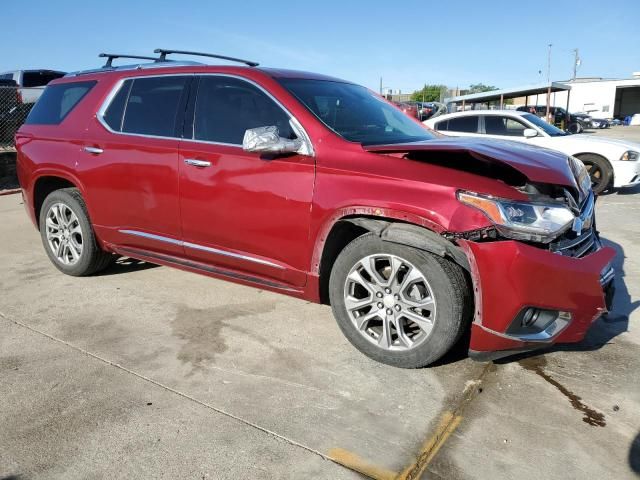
[630,432,640,475]
[613,183,640,196]
[100,256,160,276]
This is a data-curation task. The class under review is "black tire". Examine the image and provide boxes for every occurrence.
[329,233,471,368]
[567,122,583,134]
[577,154,613,195]
[39,188,114,276]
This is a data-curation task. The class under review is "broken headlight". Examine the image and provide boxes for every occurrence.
[457,191,575,243]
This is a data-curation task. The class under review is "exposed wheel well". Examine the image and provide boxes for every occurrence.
[33,176,77,228]
[318,220,369,304]
[318,216,470,305]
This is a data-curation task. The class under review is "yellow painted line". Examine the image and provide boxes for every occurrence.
[396,411,463,480]
[327,447,398,480]
[329,363,494,480]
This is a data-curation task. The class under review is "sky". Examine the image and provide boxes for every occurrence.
[2,0,639,93]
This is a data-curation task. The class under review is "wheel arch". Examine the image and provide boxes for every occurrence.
[32,173,82,229]
[315,213,470,305]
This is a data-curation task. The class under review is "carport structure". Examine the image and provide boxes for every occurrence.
[445,82,571,115]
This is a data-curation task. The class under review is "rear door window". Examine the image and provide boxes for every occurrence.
[446,115,479,133]
[192,76,295,145]
[25,81,96,125]
[484,115,527,136]
[119,76,189,137]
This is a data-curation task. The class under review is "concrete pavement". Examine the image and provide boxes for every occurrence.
[0,184,638,479]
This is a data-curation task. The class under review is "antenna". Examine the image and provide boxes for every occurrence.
[99,53,160,68]
[154,49,259,67]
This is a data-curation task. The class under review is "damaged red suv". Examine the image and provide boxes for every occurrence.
[16,49,615,368]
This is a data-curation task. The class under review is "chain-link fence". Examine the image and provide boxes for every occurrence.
[0,86,38,150]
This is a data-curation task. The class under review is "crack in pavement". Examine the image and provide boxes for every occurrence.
[1,309,496,480]
[0,311,332,463]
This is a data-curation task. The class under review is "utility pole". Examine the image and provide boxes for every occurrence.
[571,48,580,80]
[546,43,552,124]
[546,43,552,84]
[379,77,383,95]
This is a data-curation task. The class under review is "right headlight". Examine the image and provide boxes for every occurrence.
[620,150,639,161]
[457,191,575,243]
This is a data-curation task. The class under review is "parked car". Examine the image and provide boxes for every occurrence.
[17,50,615,368]
[425,110,640,194]
[0,69,66,104]
[590,118,610,129]
[516,105,586,133]
[392,101,419,119]
[407,101,448,121]
[572,112,593,128]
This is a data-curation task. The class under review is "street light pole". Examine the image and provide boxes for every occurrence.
[546,43,552,124]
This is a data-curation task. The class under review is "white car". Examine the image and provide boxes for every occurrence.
[424,110,640,194]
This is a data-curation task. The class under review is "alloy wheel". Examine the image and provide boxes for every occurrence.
[584,161,605,192]
[45,202,83,265]
[343,254,437,351]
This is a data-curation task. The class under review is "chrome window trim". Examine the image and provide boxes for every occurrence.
[96,72,314,156]
[96,73,194,141]
[118,229,285,270]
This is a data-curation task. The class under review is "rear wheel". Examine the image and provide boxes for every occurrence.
[329,233,471,368]
[577,154,612,195]
[39,188,114,276]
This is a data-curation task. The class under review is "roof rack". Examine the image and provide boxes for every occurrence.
[154,48,259,67]
[99,53,161,68]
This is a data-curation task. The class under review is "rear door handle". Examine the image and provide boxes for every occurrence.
[83,146,104,154]
[184,158,212,168]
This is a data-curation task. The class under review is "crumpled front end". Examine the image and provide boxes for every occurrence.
[462,235,615,361]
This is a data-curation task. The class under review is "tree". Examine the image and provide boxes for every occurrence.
[411,84,447,102]
[467,83,498,94]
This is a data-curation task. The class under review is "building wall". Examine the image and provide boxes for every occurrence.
[510,79,640,119]
[551,79,640,118]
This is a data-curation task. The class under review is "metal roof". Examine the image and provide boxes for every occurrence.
[445,82,571,104]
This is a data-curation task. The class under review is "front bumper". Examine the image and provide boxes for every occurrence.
[613,160,640,188]
[461,238,616,360]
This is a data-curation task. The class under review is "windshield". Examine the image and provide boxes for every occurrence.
[278,78,435,145]
[522,113,568,137]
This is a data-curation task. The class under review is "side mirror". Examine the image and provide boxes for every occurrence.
[523,128,538,138]
[242,126,303,154]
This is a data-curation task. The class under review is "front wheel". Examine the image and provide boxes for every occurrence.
[39,188,114,276]
[577,154,613,195]
[329,233,471,368]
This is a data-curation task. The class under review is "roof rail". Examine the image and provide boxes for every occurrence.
[154,48,259,67]
[99,53,160,68]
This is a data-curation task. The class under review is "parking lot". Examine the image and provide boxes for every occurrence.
[1,163,639,479]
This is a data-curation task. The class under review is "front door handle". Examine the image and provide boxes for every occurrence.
[184,158,212,168]
[83,146,104,154]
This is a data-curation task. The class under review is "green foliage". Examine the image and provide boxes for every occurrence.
[467,83,498,94]
[410,84,447,102]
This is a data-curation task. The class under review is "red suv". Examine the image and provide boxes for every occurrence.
[16,50,615,368]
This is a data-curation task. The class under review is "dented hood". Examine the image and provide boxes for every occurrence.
[363,137,576,187]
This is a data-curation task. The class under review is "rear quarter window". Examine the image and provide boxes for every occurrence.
[25,81,96,125]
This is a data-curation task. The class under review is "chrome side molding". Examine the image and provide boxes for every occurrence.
[118,229,284,270]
